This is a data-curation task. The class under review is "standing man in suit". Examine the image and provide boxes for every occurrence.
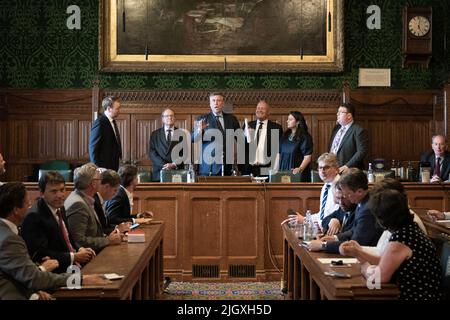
[21,171,95,274]
[89,96,122,171]
[64,163,122,253]
[420,134,450,183]
[0,182,108,300]
[193,93,241,176]
[242,100,282,177]
[329,103,368,172]
[149,108,186,182]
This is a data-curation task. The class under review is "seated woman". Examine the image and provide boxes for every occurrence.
[342,185,441,300]
[340,178,427,257]
[276,111,312,182]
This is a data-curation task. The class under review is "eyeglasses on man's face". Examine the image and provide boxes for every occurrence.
[162,115,174,118]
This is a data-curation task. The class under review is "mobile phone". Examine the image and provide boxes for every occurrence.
[324,271,352,278]
[130,223,140,230]
[331,260,344,266]
[103,273,124,280]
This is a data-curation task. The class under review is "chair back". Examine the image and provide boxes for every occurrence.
[40,160,70,170]
[268,170,301,183]
[38,169,73,182]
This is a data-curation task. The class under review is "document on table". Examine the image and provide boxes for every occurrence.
[317,258,358,264]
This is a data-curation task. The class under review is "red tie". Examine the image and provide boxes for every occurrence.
[435,157,441,177]
[56,209,75,253]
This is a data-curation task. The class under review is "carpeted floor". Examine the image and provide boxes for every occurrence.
[161,281,286,300]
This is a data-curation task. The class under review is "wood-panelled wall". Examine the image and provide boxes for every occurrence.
[0,86,447,181]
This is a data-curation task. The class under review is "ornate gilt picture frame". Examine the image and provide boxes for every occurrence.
[99,0,344,73]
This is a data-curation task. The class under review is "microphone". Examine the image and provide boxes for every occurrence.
[221,152,225,177]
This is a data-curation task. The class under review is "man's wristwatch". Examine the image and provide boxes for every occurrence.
[321,241,327,250]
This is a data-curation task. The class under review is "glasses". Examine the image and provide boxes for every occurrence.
[162,115,174,118]
[318,165,332,171]
[337,111,349,115]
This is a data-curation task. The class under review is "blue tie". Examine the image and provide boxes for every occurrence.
[320,184,330,220]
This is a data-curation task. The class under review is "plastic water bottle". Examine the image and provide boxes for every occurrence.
[303,210,313,241]
[367,163,374,183]
[187,164,195,183]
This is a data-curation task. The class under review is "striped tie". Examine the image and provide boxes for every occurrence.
[320,184,330,220]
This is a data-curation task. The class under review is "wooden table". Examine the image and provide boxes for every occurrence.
[282,223,399,300]
[53,223,164,300]
[411,207,450,238]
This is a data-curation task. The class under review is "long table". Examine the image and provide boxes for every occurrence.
[282,223,399,300]
[24,182,450,281]
[52,223,164,300]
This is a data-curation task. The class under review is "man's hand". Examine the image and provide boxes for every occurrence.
[339,165,349,174]
[40,256,59,272]
[296,212,304,223]
[75,247,95,264]
[327,218,341,235]
[37,291,54,300]
[117,222,131,233]
[427,209,445,221]
[137,211,153,219]
[430,175,442,183]
[339,240,363,258]
[162,163,177,170]
[320,235,338,242]
[308,240,324,252]
[107,230,122,245]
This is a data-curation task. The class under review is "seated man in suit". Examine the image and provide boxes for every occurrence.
[308,168,383,253]
[0,152,6,185]
[93,168,130,235]
[329,103,369,172]
[21,171,95,273]
[241,100,282,177]
[192,93,241,176]
[0,182,108,300]
[420,134,450,183]
[320,183,357,236]
[64,163,122,253]
[105,165,153,226]
[149,108,186,182]
[296,153,340,228]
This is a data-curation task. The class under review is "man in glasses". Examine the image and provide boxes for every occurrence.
[329,103,368,173]
[149,108,186,182]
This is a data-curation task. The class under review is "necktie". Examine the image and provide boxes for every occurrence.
[56,209,75,253]
[342,212,349,230]
[320,184,330,220]
[435,157,441,177]
[112,119,122,155]
[167,129,172,143]
[331,126,346,154]
[256,122,263,145]
[215,115,224,133]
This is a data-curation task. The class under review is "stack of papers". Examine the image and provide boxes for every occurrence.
[128,230,145,243]
[317,258,358,264]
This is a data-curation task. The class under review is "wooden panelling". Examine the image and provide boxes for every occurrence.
[25,182,449,281]
[1,88,445,180]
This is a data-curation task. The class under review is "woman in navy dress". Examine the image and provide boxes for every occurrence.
[278,111,313,182]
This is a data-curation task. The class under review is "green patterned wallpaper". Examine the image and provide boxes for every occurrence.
[0,0,449,89]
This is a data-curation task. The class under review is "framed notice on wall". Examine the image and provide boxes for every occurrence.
[358,68,391,87]
[99,0,344,73]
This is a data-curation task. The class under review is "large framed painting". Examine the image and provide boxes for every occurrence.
[99,0,344,72]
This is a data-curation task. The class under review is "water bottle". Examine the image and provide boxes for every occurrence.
[367,163,374,183]
[187,164,195,183]
[303,210,313,241]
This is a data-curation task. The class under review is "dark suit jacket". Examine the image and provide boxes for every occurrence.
[0,220,69,300]
[21,198,78,274]
[241,120,283,176]
[149,127,185,182]
[325,194,383,253]
[89,114,122,171]
[105,186,134,225]
[329,122,368,169]
[94,193,115,235]
[420,150,450,181]
[192,112,241,176]
[321,207,356,234]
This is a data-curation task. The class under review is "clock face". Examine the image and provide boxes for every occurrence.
[408,15,430,37]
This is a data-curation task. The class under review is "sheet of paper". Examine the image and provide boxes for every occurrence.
[317,258,358,264]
